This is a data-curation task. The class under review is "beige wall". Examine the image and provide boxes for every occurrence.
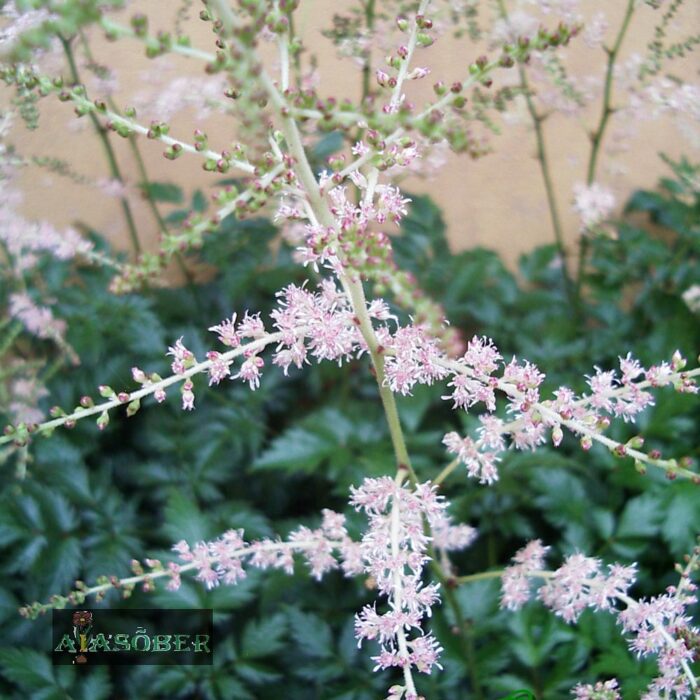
[3,1,699,271]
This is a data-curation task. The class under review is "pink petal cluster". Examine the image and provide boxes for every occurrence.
[271,281,361,369]
[501,539,550,610]
[350,478,475,679]
[8,375,49,424]
[572,679,620,700]
[438,346,695,483]
[8,293,66,341]
[538,554,637,622]
[0,171,93,272]
[166,337,195,375]
[619,582,699,699]
[383,326,448,395]
[170,508,361,591]
[502,543,698,698]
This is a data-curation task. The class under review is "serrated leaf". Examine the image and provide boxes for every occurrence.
[286,608,333,659]
[162,490,212,543]
[616,493,661,540]
[660,487,700,556]
[0,648,56,689]
[235,660,282,685]
[72,667,113,700]
[241,613,287,659]
[253,426,336,473]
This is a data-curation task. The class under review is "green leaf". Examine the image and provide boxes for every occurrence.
[660,487,700,556]
[235,660,282,685]
[253,425,335,472]
[311,131,344,164]
[616,493,662,540]
[140,181,184,203]
[72,668,113,700]
[393,194,449,273]
[0,648,57,689]
[286,608,333,659]
[241,613,287,659]
[162,490,212,543]
[192,189,208,212]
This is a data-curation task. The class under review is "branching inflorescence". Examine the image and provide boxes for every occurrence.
[1,0,699,698]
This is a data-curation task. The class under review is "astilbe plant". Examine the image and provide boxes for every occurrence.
[1,0,699,698]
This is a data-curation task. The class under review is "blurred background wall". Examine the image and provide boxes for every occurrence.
[2,0,699,270]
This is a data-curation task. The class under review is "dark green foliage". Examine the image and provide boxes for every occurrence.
[0,159,698,698]
[140,181,185,204]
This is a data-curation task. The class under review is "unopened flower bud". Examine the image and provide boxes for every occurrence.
[96,412,110,431]
[552,426,563,447]
[671,350,686,371]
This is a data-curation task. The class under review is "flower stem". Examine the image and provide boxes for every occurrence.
[434,457,460,486]
[76,31,195,284]
[0,330,290,445]
[59,35,142,256]
[429,556,486,700]
[361,0,376,101]
[495,0,576,310]
[577,0,636,291]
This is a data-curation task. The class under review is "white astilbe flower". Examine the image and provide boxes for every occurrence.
[573,183,616,231]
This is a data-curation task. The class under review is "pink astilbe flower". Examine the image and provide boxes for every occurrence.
[181,380,195,411]
[582,11,608,48]
[8,376,49,424]
[350,477,475,684]
[0,2,57,50]
[619,582,699,699]
[442,335,502,410]
[442,427,503,485]
[270,282,359,367]
[501,539,550,610]
[490,10,540,46]
[237,312,266,339]
[430,511,477,552]
[538,554,636,623]
[209,314,241,347]
[170,509,356,589]
[233,354,264,390]
[384,326,449,396]
[206,351,232,386]
[133,61,229,121]
[0,172,93,271]
[166,337,195,375]
[572,679,621,699]
[500,541,700,697]
[96,177,130,199]
[586,360,655,421]
[8,293,66,341]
